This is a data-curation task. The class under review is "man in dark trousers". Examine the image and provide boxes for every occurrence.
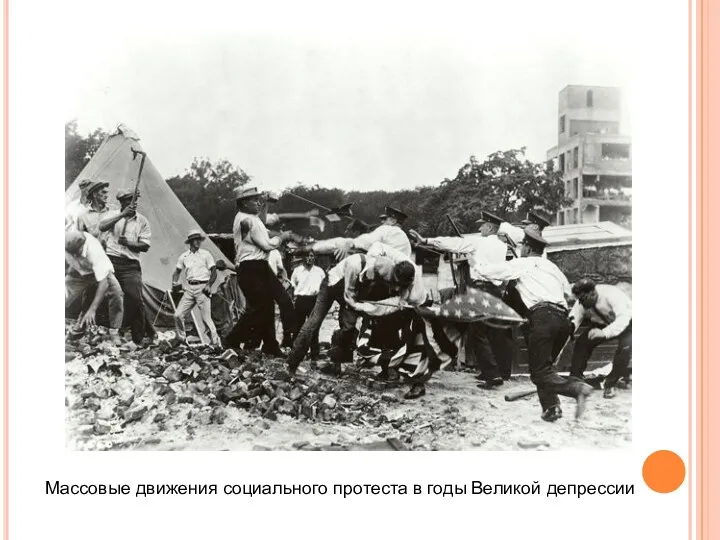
[290,251,326,362]
[287,242,426,377]
[222,186,293,356]
[569,278,632,399]
[410,210,515,387]
[474,228,594,422]
[98,188,157,346]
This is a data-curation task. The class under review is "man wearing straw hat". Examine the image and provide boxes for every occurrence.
[171,230,222,347]
[222,186,294,356]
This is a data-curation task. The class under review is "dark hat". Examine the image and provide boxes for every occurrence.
[522,227,548,250]
[475,210,503,226]
[345,218,370,235]
[392,260,416,288]
[185,229,206,243]
[86,180,110,196]
[572,278,597,296]
[379,206,408,224]
[521,210,551,231]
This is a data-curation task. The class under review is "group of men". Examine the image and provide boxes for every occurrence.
[65,179,633,423]
[65,179,223,350]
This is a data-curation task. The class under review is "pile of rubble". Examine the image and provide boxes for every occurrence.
[65,327,398,446]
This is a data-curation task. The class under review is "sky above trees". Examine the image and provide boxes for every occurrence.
[63,0,635,193]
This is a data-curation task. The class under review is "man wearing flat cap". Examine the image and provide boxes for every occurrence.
[568,278,632,399]
[473,228,594,422]
[410,210,515,386]
[98,187,156,346]
[222,186,294,356]
[65,231,124,346]
[77,180,112,246]
[171,230,222,347]
[498,210,552,252]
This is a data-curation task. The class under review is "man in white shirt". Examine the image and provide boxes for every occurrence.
[65,231,124,346]
[330,205,412,260]
[98,188,157,346]
[77,180,112,247]
[474,228,594,422]
[409,211,515,386]
[569,278,632,399]
[290,252,326,360]
[222,186,294,355]
[171,230,221,347]
[287,242,427,376]
[65,179,92,232]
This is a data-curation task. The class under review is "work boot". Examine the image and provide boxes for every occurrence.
[477,376,504,389]
[319,362,342,377]
[404,384,426,400]
[603,386,617,399]
[262,346,286,358]
[541,406,563,422]
[575,384,594,420]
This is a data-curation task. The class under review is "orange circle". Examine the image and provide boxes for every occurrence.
[642,450,686,493]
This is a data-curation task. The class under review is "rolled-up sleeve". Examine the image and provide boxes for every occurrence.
[138,217,152,246]
[600,289,632,339]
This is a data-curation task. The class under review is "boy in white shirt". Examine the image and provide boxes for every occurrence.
[290,252,326,359]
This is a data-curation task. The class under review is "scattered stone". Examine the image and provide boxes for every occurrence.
[162,365,183,383]
[153,412,167,423]
[94,420,113,435]
[322,395,337,409]
[77,424,95,436]
[124,404,148,423]
[292,441,310,449]
[211,407,228,424]
[289,386,304,401]
[312,426,325,436]
[381,392,399,403]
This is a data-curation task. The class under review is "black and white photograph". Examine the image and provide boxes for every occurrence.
[63,7,633,451]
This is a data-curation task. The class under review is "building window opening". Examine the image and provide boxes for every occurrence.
[601,143,631,160]
[573,146,579,168]
[559,115,566,134]
[559,153,565,171]
[587,89,594,107]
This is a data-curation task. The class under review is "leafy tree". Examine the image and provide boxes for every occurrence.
[65,120,107,188]
[416,148,571,235]
[167,158,251,232]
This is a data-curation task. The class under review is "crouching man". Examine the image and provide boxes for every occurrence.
[287,242,426,377]
[569,278,632,399]
[171,230,222,347]
[65,231,124,346]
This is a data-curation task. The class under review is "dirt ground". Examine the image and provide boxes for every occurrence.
[65,317,631,452]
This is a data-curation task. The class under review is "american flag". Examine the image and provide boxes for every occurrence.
[356,288,525,382]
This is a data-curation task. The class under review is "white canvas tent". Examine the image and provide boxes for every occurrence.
[65,124,243,334]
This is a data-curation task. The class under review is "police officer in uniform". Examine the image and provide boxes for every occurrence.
[474,228,594,422]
